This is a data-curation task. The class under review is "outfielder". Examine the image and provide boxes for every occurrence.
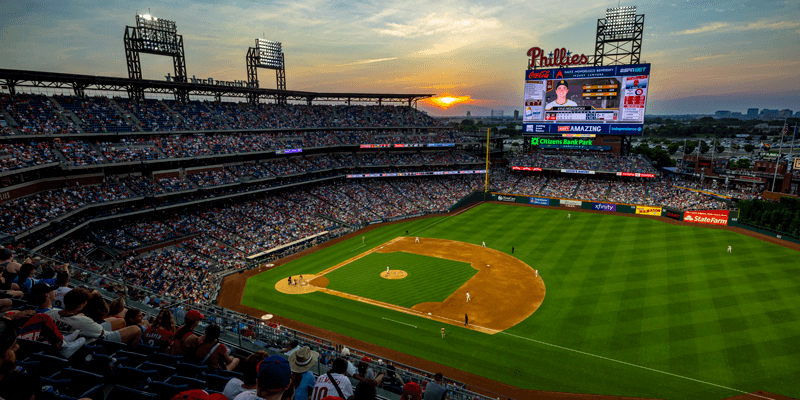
[568,214,571,219]
[362,236,365,243]
[727,245,732,253]
[441,327,445,338]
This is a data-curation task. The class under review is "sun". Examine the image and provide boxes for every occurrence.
[423,94,472,109]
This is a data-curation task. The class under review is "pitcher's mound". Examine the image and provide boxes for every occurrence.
[381,270,408,280]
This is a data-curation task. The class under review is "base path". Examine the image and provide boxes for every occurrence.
[376,237,545,333]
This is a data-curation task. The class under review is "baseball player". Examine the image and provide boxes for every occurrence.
[568,213,571,219]
[512,246,514,254]
[535,269,539,278]
[727,245,732,253]
[415,237,420,243]
[466,291,470,302]
[441,327,445,338]
[482,241,486,247]
[362,236,365,243]
[464,314,468,327]
[386,265,390,276]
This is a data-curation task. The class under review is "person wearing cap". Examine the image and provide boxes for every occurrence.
[545,80,578,110]
[171,388,228,400]
[222,351,268,400]
[312,358,353,400]
[28,282,58,314]
[339,347,365,382]
[0,317,43,400]
[233,355,292,400]
[288,346,319,400]
[401,382,422,400]
[356,356,383,386]
[422,373,448,400]
[172,309,204,358]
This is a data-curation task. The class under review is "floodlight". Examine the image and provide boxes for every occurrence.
[256,38,284,69]
[604,5,636,36]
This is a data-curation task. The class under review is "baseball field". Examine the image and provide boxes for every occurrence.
[238,203,800,399]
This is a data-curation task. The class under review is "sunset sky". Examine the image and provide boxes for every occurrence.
[0,0,798,116]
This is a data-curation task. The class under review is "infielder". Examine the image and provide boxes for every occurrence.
[481,241,486,247]
[386,265,390,276]
[466,291,470,302]
[441,327,445,338]
[464,314,468,326]
[535,269,539,278]
[727,245,732,253]
[415,237,420,243]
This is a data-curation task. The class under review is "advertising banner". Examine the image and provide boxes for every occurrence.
[665,210,682,220]
[635,206,662,216]
[675,186,732,200]
[530,197,550,206]
[511,166,543,171]
[616,172,656,178]
[683,209,730,226]
[496,195,516,202]
[591,202,616,212]
[561,169,596,174]
[560,199,582,208]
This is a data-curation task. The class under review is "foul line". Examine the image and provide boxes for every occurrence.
[317,237,404,277]
[382,318,417,328]
[497,331,775,400]
[350,244,366,252]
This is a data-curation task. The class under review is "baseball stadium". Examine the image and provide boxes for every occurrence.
[0,3,798,400]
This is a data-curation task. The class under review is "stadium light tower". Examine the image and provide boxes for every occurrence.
[246,38,287,105]
[593,5,644,66]
[123,14,188,103]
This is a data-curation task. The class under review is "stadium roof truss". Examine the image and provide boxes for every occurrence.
[0,68,433,106]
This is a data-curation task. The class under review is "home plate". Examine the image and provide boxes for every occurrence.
[261,314,273,320]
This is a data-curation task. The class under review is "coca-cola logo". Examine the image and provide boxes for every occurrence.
[528,70,550,79]
[527,47,590,69]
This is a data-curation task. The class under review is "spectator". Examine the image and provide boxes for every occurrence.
[125,308,149,335]
[46,288,142,348]
[423,373,448,400]
[357,357,383,386]
[313,358,353,400]
[281,339,300,357]
[0,318,41,400]
[354,380,377,400]
[195,324,240,371]
[143,308,176,353]
[52,270,72,309]
[380,362,404,394]
[402,382,423,400]
[288,346,319,400]
[234,355,292,400]
[27,282,57,313]
[108,297,127,318]
[223,351,268,399]
[340,346,364,383]
[172,309,204,358]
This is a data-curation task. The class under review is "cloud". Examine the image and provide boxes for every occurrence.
[335,57,398,66]
[675,19,800,35]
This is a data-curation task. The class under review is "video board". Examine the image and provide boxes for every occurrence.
[523,64,650,135]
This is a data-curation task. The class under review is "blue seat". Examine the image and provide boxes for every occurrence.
[139,362,177,380]
[139,381,189,400]
[174,361,208,378]
[116,365,162,385]
[132,344,160,355]
[48,368,105,400]
[16,338,59,359]
[95,339,128,354]
[108,385,157,400]
[212,369,243,380]
[25,353,69,378]
[115,350,148,366]
[148,353,183,366]
[165,375,206,390]
[199,373,231,392]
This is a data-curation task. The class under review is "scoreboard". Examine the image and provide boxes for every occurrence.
[523,64,650,135]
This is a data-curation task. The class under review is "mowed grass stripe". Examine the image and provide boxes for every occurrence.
[241,203,800,399]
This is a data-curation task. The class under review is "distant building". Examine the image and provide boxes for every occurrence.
[714,110,732,119]
[747,108,759,118]
[466,111,471,117]
[779,109,793,118]
[513,110,519,120]
[491,110,504,119]
[761,109,780,120]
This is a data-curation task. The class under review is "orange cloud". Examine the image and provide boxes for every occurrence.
[422,94,473,109]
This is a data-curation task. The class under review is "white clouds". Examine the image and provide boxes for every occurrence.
[335,57,398,66]
[674,19,800,35]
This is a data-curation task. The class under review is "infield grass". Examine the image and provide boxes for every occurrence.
[242,203,800,399]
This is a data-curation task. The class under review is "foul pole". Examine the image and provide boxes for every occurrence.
[484,128,490,199]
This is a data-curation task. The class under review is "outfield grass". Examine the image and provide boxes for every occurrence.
[242,203,800,399]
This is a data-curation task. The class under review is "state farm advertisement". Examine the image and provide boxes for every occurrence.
[683,210,730,226]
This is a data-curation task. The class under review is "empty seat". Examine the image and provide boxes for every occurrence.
[199,373,230,393]
[16,338,59,359]
[48,368,105,400]
[138,362,177,380]
[211,369,243,380]
[139,381,189,400]
[95,339,128,354]
[165,375,206,390]
[148,353,183,366]
[114,350,149,366]
[24,353,69,378]
[132,344,160,356]
[108,385,158,400]
[116,365,162,386]
[174,362,208,379]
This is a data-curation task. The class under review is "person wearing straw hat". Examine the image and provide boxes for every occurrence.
[289,346,319,400]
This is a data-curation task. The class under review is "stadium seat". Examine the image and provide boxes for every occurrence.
[114,350,149,366]
[132,344,161,355]
[16,338,59,359]
[25,353,69,378]
[116,365,162,386]
[108,385,158,400]
[165,375,206,390]
[139,381,189,400]
[199,373,230,392]
[48,368,105,399]
[95,338,128,354]
[211,369,243,380]
[138,362,177,380]
[174,361,208,378]
[148,353,183,366]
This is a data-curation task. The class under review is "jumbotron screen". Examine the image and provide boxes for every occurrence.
[523,63,650,135]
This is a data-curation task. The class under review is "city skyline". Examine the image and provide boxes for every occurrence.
[0,0,798,116]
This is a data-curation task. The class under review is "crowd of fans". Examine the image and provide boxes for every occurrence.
[0,141,59,171]
[510,151,659,175]
[1,94,446,135]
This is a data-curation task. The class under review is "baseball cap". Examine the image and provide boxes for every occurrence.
[171,389,227,400]
[360,356,371,364]
[28,282,55,306]
[320,397,344,400]
[401,382,422,400]
[184,310,204,321]
[556,79,568,88]
[257,355,292,392]
[340,347,350,357]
